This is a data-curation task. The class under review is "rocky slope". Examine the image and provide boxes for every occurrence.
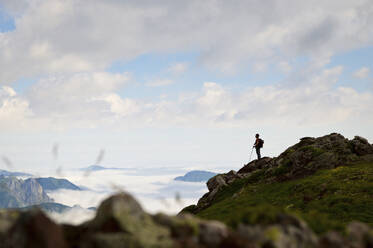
[0,192,372,248]
[0,176,53,208]
[188,133,373,213]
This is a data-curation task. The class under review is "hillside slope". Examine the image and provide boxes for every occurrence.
[182,133,373,234]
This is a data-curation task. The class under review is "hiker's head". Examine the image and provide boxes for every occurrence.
[255,134,259,138]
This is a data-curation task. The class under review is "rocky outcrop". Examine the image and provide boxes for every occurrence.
[197,170,245,210]
[0,192,372,248]
[0,176,53,208]
[350,136,373,156]
[189,133,373,213]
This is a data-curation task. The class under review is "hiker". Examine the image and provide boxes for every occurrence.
[253,133,263,160]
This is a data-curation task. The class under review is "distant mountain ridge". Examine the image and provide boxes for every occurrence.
[0,169,32,177]
[20,202,97,213]
[20,202,71,213]
[80,165,125,171]
[35,177,81,191]
[174,170,217,182]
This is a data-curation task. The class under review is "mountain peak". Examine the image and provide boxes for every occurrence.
[185,133,373,214]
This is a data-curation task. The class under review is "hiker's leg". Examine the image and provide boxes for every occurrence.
[256,148,261,160]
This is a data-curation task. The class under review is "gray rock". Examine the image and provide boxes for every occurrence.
[198,220,228,247]
[236,215,318,248]
[5,209,68,248]
[238,157,273,174]
[153,213,199,240]
[87,192,173,248]
[319,231,346,248]
[347,222,373,248]
[350,136,373,156]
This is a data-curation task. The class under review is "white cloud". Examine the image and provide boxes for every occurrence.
[253,62,268,73]
[25,71,130,129]
[98,94,140,117]
[146,79,173,87]
[167,62,188,74]
[1,0,373,82]
[0,0,29,14]
[277,61,292,73]
[354,67,370,79]
[0,65,372,131]
[0,86,33,129]
[48,207,95,225]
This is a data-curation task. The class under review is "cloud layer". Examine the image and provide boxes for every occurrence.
[1,0,373,82]
[46,167,207,216]
[1,65,372,131]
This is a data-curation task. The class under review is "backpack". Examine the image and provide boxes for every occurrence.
[258,139,264,148]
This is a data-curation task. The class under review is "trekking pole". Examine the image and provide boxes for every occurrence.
[249,147,254,162]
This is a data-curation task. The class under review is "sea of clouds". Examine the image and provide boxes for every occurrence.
[40,166,222,224]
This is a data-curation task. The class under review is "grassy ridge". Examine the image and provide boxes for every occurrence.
[196,162,373,234]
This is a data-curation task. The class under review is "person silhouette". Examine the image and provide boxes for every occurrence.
[253,133,263,160]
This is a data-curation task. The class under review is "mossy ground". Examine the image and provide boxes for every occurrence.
[196,162,373,234]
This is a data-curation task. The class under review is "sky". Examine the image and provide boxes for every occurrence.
[1,0,373,174]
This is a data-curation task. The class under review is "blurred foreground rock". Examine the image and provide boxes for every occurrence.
[0,192,372,248]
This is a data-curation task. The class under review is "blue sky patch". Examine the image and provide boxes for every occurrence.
[0,6,15,33]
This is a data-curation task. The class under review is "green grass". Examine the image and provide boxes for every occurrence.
[272,159,292,176]
[196,162,373,234]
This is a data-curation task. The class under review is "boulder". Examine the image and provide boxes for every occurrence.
[195,171,246,211]
[153,213,199,240]
[319,231,346,248]
[5,209,68,248]
[198,220,229,247]
[350,136,373,156]
[87,192,173,248]
[89,192,146,233]
[346,222,373,248]
[236,214,318,248]
[238,157,273,174]
[207,175,228,191]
